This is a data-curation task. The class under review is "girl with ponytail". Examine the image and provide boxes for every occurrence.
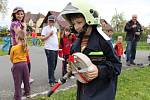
[10,30,30,99]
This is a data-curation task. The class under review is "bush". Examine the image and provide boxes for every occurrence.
[113,32,126,41]
[113,32,148,41]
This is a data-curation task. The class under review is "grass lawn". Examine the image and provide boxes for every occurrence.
[0,40,149,56]
[116,66,150,100]
[0,49,8,56]
[33,66,150,100]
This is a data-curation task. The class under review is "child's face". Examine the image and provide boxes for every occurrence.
[101,21,107,27]
[72,17,86,33]
[118,37,123,42]
[15,11,24,21]
[65,31,70,36]
[108,31,113,37]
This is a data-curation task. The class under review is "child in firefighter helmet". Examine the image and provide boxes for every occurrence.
[60,2,122,100]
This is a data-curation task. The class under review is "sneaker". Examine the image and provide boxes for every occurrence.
[26,95,31,98]
[130,61,136,65]
[29,78,34,83]
[54,80,58,83]
[23,92,31,98]
[49,83,55,87]
[126,61,130,66]
[21,83,24,89]
[70,76,75,79]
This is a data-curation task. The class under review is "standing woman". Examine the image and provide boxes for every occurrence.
[10,7,33,88]
[10,7,26,45]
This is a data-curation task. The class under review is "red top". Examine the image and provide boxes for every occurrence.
[59,34,76,56]
[31,32,37,38]
[114,42,123,56]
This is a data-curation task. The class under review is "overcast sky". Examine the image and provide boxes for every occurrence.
[0,0,150,27]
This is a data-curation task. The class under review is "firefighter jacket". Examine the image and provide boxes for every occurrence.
[70,25,122,100]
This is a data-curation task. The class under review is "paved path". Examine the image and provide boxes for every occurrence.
[0,46,149,99]
[0,46,76,100]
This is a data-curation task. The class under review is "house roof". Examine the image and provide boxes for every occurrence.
[40,11,69,28]
[25,12,45,23]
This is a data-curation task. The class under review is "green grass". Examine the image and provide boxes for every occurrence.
[34,66,150,100]
[33,88,76,100]
[116,67,150,100]
[0,40,3,45]
[121,41,150,50]
[136,42,150,50]
[0,38,149,56]
[0,49,8,56]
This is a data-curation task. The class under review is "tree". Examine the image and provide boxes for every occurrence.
[0,0,8,15]
[143,25,150,35]
[0,26,9,36]
[111,12,126,32]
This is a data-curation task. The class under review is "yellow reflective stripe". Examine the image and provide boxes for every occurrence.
[89,52,103,55]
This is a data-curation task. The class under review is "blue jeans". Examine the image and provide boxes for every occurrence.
[126,41,137,62]
[32,38,36,45]
[45,49,58,83]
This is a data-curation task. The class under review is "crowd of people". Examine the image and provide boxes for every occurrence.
[8,1,148,100]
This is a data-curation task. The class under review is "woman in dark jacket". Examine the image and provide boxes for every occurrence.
[59,2,122,100]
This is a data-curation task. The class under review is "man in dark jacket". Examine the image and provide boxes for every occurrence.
[124,14,143,66]
[59,2,122,100]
